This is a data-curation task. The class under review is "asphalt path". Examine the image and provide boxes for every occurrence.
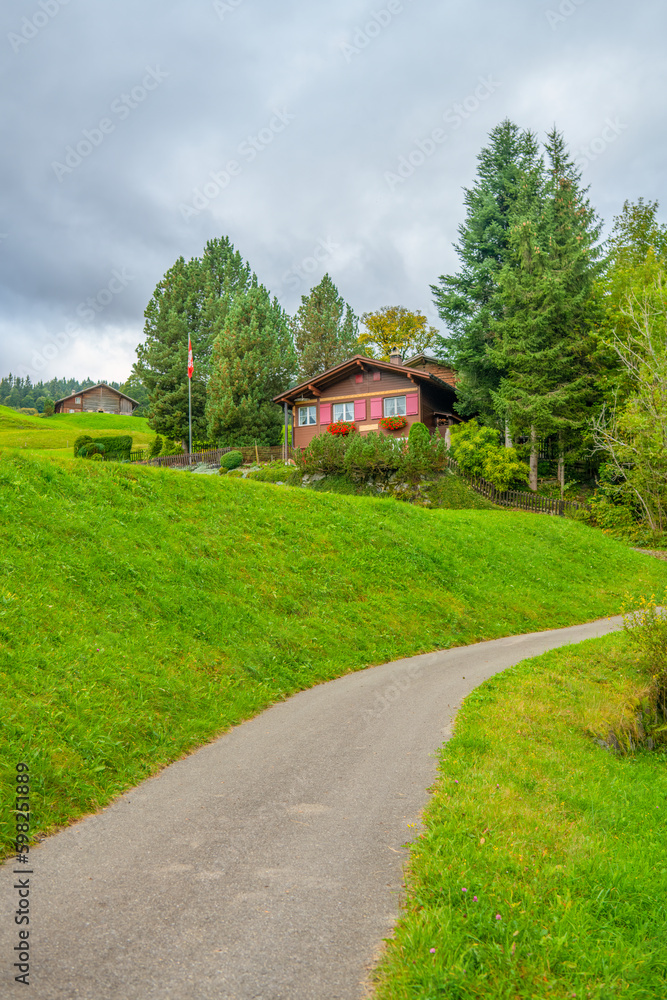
[2,615,624,999]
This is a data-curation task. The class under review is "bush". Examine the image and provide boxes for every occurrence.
[624,596,667,723]
[43,400,54,417]
[246,462,300,485]
[408,421,430,447]
[220,450,243,470]
[343,432,404,481]
[18,407,38,416]
[482,447,530,491]
[400,422,446,481]
[149,435,163,458]
[449,419,529,489]
[297,434,347,475]
[74,435,93,457]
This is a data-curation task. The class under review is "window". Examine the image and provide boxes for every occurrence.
[373,371,381,381]
[298,405,317,426]
[333,401,354,421]
[75,397,81,404]
[355,373,363,384]
[384,395,406,417]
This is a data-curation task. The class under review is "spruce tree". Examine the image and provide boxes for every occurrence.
[291,274,358,380]
[134,236,254,445]
[489,129,602,491]
[431,119,540,425]
[206,286,297,446]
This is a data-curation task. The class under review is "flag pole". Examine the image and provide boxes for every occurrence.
[187,337,193,459]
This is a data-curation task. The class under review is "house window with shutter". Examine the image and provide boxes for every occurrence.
[298,405,317,426]
[373,371,381,381]
[355,373,363,384]
[333,402,354,421]
[383,395,407,417]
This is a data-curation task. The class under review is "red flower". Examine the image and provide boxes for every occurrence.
[379,415,407,431]
[328,420,357,436]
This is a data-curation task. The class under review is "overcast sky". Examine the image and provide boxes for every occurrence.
[1,0,664,383]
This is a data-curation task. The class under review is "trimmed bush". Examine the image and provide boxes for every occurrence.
[407,421,430,447]
[220,450,243,471]
[74,435,133,460]
[73,435,93,457]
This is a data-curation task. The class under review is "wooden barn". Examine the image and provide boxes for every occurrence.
[274,352,460,450]
[54,384,139,415]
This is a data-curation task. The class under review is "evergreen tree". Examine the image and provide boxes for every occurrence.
[291,274,358,380]
[133,236,255,445]
[206,286,297,446]
[431,119,541,424]
[489,129,602,491]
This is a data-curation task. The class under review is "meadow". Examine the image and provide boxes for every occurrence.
[1,451,667,857]
[372,632,667,1000]
[0,404,152,454]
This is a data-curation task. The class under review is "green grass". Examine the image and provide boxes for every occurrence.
[2,452,667,858]
[0,404,152,453]
[372,633,667,1000]
[303,469,496,510]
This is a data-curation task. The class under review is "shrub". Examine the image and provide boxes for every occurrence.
[482,447,530,491]
[74,435,94,457]
[408,421,430,447]
[343,432,404,481]
[18,407,38,416]
[220,450,243,470]
[297,434,346,475]
[43,400,54,417]
[624,595,667,722]
[149,435,163,458]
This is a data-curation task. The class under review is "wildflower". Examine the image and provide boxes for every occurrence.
[429,947,436,954]
[462,887,467,893]
[495,914,501,920]
[473,896,478,902]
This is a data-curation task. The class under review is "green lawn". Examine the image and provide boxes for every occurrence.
[0,404,152,453]
[373,633,667,999]
[1,452,667,858]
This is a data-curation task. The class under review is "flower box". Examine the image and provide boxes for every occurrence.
[328,420,357,436]
[379,416,408,431]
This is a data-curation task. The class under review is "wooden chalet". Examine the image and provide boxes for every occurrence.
[54,384,140,415]
[274,352,460,449]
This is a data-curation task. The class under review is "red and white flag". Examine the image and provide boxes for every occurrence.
[187,338,193,379]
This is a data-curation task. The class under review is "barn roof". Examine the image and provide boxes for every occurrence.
[54,383,141,406]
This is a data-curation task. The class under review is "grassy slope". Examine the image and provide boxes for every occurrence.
[0,404,152,452]
[2,452,667,856]
[373,633,667,1000]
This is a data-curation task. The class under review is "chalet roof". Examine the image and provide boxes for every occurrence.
[273,354,457,405]
[54,383,141,407]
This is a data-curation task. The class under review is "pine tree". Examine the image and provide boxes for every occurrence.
[206,286,297,446]
[489,129,602,491]
[134,236,255,445]
[431,119,541,425]
[291,275,358,380]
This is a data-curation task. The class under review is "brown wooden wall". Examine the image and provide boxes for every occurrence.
[291,364,457,449]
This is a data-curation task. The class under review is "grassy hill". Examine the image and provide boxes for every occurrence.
[0,404,152,454]
[2,451,667,856]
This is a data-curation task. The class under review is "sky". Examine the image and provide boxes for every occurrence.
[1,0,665,383]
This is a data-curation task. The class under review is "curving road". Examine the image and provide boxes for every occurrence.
[1,615,623,999]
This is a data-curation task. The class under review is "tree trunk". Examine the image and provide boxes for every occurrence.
[504,418,513,448]
[558,431,565,498]
[529,426,538,492]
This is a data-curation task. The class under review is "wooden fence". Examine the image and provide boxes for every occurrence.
[139,445,298,469]
[444,455,590,517]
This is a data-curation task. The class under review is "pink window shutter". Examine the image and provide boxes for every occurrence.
[406,393,419,416]
[354,399,366,421]
[320,403,331,425]
[370,398,382,419]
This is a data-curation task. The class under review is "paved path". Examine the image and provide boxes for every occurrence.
[1,616,623,999]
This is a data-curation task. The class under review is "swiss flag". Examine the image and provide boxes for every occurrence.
[187,338,193,379]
